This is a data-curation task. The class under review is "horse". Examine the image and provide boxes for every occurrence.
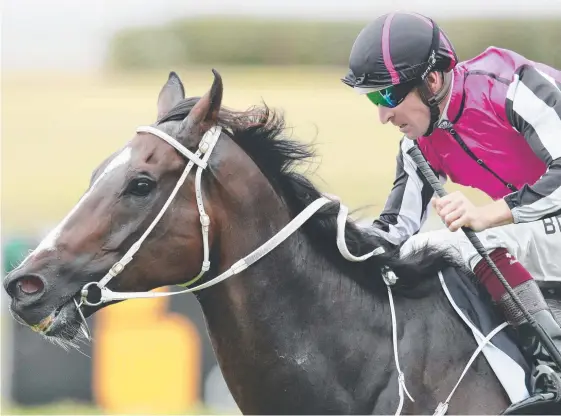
[4,69,514,414]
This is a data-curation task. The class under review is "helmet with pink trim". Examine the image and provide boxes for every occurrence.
[342,12,458,90]
[341,12,458,136]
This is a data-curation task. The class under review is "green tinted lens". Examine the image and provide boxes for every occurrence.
[366,87,397,108]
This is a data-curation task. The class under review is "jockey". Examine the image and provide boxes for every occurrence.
[341,11,561,409]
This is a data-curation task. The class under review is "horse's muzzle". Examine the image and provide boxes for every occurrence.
[3,269,51,325]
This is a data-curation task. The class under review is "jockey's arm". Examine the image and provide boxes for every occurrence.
[503,64,561,224]
[371,137,446,246]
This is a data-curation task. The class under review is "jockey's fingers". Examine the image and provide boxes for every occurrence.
[448,219,464,232]
[448,212,469,231]
[436,192,465,209]
[439,199,464,217]
[444,207,464,227]
[434,198,450,213]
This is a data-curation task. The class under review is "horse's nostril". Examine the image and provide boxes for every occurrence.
[19,275,45,294]
[7,274,45,298]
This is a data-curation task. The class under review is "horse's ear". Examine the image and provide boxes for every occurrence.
[156,71,185,121]
[177,69,223,142]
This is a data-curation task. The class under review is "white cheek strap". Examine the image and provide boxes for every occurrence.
[91,125,221,293]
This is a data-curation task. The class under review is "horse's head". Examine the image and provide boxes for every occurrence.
[3,70,240,341]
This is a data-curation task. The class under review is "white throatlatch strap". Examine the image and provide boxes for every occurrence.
[177,126,221,287]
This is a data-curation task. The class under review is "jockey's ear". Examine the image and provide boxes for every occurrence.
[426,71,443,95]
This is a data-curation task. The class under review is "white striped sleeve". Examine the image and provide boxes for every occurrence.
[503,65,561,223]
[371,138,446,246]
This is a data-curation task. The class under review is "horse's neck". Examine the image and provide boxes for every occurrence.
[195,199,506,414]
[195,189,402,412]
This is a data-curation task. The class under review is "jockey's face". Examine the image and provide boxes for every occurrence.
[377,72,443,139]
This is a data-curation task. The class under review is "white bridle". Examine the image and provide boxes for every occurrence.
[79,124,219,306]
[79,123,390,307]
[75,122,491,415]
[75,122,416,414]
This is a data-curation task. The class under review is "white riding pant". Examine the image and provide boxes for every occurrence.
[401,215,561,283]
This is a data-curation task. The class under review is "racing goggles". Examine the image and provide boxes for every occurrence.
[366,81,417,108]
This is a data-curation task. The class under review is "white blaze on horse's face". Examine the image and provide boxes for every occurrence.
[17,147,133,267]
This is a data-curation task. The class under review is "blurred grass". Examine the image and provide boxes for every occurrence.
[2,401,102,415]
[2,400,236,415]
[1,66,489,236]
[107,17,561,70]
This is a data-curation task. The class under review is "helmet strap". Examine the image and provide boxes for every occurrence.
[416,18,450,136]
[417,70,453,136]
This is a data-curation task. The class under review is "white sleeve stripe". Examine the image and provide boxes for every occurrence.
[373,140,429,245]
[506,73,519,101]
[373,139,446,244]
[399,140,428,236]
[512,182,561,223]
[396,173,425,237]
[507,74,561,160]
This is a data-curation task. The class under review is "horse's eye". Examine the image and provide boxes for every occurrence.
[126,178,155,197]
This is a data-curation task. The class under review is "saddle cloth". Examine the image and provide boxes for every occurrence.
[439,266,530,404]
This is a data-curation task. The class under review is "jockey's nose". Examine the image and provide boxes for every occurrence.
[378,106,394,125]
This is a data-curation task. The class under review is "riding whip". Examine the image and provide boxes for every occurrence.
[406,144,561,369]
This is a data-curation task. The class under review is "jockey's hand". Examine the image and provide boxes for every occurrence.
[432,191,513,232]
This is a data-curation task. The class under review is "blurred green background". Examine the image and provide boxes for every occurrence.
[2,1,560,414]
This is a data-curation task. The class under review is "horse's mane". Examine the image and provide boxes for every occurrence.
[158,97,467,297]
